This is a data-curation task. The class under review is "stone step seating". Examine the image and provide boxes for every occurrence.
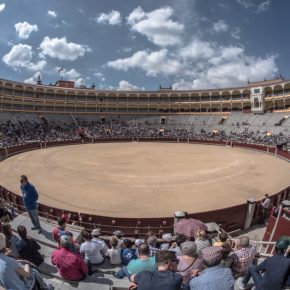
[10,213,129,290]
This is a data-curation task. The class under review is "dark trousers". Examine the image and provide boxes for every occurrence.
[27,209,41,229]
[242,265,263,287]
[115,266,131,279]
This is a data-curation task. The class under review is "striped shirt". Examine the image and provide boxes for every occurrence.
[189,265,234,290]
[231,244,256,274]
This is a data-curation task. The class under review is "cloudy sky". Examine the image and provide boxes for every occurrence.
[0,0,288,90]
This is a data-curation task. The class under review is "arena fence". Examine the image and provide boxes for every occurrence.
[0,138,290,238]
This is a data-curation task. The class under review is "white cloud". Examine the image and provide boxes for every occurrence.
[236,0,253,9]
[257,0,271,12]
[24,72,41,84]
[2,44,46,71]
[3,44,32,68]
[48,10,57,18]
[96,10,122,25]
[231,27,241,40]
[191,54,278,89]
[179,40,215,60]
[0,3,5,12]
[213,20,229,33]
[94,72,106,82]
[29,60,47,71]
[236,0,270,12]
[107,49,183,77]
[117,80,140,91]
[127,6,184,47]
[15,22,38,39]
[40,36,90,61]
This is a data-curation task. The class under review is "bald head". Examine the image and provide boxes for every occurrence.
[239,236,250,248]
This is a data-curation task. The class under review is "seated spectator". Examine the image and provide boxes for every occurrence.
[115,243,155,279]
[51,235,88,281]
[238,237,290,290]
[220,241,234,268]
[113,230,125,249]
[0,233,52,290]
[53,217,67,248]
[0,206,10,223]
[134,239,144,256]
[160,233,173,250]
[129,250,182,290]
[177,241,204,284]
[147,234,160,257]
[170,235,187,256]
[231,236,256,275]
[121,239,136,265]
[106,238,122,265]
[189,246,234,290]
[15,225,44,266]
[92,228,108,254]
[80,230,104,275]
[195,230,211,256]
[1,223,12,249]
[213,232,229,247]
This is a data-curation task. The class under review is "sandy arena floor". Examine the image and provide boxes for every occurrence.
[0,142,290,218]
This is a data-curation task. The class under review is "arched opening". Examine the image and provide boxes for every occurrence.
[263,86,273,98]
[273,85,283,96]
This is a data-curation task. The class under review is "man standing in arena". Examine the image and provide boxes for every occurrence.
[260,194,271,224]
[20,175,42,234]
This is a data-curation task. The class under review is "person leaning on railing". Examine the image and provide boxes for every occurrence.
[237,236,290,290]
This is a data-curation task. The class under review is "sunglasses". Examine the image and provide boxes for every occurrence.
[170,259,179,264]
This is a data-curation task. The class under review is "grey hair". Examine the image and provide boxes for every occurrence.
[239,236,250,248]
[60,235,71,249]
[181,241,197,257]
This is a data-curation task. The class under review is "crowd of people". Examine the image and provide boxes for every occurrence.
[0,117,289,149]
[0,176,289,289]
[1,209,290,290]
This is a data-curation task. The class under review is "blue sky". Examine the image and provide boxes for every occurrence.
[0,0,288,90]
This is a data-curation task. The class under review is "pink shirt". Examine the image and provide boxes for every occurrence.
[51,248,88,281]
[177,256,204,283]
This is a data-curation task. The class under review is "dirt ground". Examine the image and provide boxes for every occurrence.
[0,142,289,218]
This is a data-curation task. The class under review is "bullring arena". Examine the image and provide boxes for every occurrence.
[1,142,290,218]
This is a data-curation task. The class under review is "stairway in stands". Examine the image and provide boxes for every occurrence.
[10,213,129,290]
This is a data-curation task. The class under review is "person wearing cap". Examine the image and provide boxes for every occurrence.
[113,230,125,249]
[80,230,104,275]
[0,233,53,290]
[92,228,108,254]
[129,250,182,290]
[20,175,42,234]
[161,233,173,250]
[237,237,290,290]
[115,243,155,279]
[51,235,88,281]
[189,246,234,290]
[194,230,211,256]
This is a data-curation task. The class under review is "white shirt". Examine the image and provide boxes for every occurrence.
[262,198,271,209]
[80,240,104,264]
[106,248,122,265]
[92,237,108,252]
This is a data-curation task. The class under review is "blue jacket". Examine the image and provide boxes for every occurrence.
[21,182,38,211]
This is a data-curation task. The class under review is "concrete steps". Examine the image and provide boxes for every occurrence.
[10,213,129,290]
